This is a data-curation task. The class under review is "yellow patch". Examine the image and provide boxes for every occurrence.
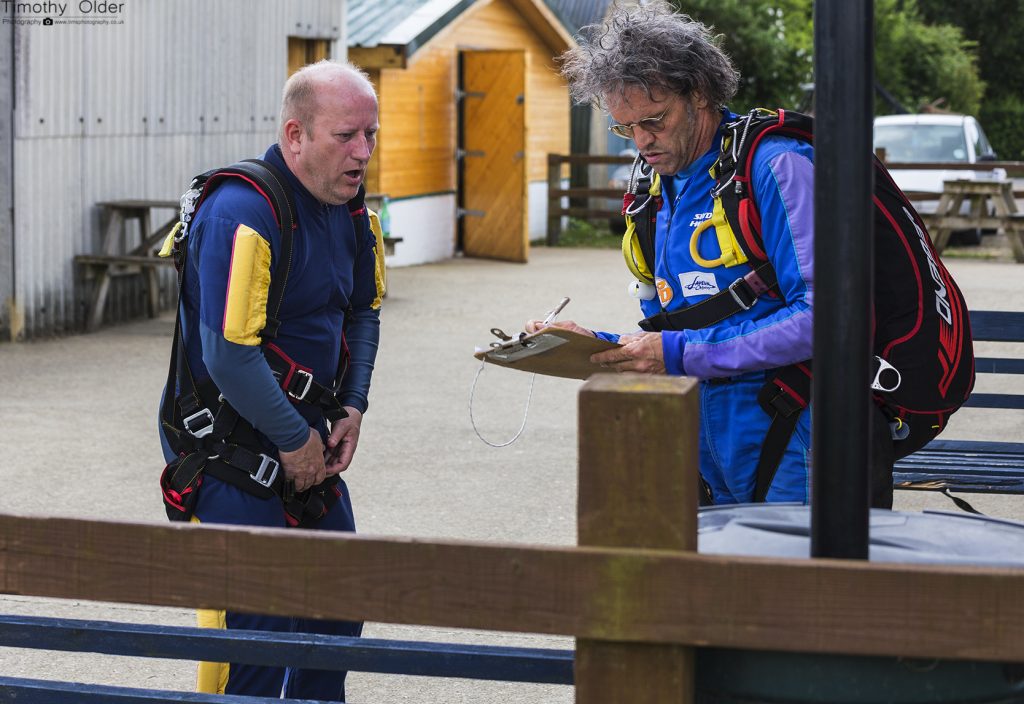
[223,225,271,345]
[191,516,229,694]
[366,209,387,309]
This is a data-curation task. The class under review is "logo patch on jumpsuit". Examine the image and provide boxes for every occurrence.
[655,277,674,305]
[679,271,720,298]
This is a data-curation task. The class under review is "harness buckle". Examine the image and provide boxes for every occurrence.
[728,278,757,311]
[182,408,215,438]
[765,385,805,418]
[250,454,280,489]
[871,356,902,393]
[287,369,315,402]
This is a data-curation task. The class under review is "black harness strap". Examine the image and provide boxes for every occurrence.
[220,159,296,341]
[264,342,349,423]
[159,159,344,526]
[753,362,812,502]
[161,160,295,452]
[638,263,777,332]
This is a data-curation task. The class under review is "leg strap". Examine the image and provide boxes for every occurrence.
[753,362,812,502]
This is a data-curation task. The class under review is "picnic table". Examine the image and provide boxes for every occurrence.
[75,199,178,332]
[77,194,402,332]
[921,179,1024,262]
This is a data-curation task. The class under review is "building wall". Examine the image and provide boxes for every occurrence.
[364,0,570,254]
[5,0,343,339]
[0,21,14,340]
[385,194,458,268]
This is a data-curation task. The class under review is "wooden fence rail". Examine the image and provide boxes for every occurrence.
[883,160,1024,177]
[3,375,1024,702]
[547,153,633,245]
[545,154,1024,246]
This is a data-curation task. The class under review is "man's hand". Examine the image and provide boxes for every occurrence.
[278,428,327,492]
[590,332,666,374]
[524,318,595,336]
[325,406,363,474]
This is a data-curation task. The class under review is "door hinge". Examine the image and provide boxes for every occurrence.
[456,89,486,101]
[458,208,487,218]
[456,149,486,161]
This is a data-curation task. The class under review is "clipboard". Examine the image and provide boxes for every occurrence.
[474,327,621,380]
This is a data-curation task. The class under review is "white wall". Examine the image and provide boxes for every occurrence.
[528,180,550,242]
[384,194,457,268]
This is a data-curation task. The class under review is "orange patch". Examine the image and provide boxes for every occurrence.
[656,277,674,305]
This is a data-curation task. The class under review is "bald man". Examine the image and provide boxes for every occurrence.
[159,61,382,700]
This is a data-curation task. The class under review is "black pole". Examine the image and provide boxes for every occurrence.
[811,0,874,559]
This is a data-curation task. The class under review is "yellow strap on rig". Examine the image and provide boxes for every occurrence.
[620,172,661,285]
[688,192,749,269]
[621,216,654,284]
[158,222,182,258]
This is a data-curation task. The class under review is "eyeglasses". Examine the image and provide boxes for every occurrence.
[609,105,671,138]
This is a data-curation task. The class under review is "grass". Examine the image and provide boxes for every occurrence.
[551,218,623,249]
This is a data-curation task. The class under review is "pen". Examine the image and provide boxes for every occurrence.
[540,297,570,328]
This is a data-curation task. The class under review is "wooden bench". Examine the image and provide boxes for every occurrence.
[894,310,1024,495]
[75,200,179,332]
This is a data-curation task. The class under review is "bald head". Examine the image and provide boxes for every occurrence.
[279,60,377,142]
[278,60,379,205]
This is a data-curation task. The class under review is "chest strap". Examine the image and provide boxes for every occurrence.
[638,263,777,332]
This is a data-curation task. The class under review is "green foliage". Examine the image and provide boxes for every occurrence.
[674,0,814,111]
[873,0,984,116]
[916,0,1024,99]
[979,95,1024,161]
[914,0,1024,159]
[672,0,983,120]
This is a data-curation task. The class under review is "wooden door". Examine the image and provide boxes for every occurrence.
[460,50,528,262]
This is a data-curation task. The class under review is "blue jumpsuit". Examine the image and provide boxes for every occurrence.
[604,110,815,504]
[160,144,381,699]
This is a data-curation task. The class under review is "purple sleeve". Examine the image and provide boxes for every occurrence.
[680,149,815,379]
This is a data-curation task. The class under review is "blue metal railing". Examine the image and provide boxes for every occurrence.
[0,615,573,703]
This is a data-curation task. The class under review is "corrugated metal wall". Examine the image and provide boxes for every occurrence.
[5,0,343,339]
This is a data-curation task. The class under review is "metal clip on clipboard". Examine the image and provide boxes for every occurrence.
[485,297,572,362]
[486,329,569,362]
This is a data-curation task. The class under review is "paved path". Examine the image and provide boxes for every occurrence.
[1,247,1021,700]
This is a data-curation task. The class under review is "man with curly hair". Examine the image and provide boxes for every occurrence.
[529,1,821,505]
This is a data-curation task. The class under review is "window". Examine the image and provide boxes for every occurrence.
[873,124,968,163]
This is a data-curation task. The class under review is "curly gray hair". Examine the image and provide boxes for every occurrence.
[560,0,739,109]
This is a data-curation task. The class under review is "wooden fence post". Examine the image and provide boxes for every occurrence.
[575,373,700,704]
[547,154,563,246]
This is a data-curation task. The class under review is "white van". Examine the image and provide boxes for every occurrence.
[873,113,1004,196]
[874,113,1005,243]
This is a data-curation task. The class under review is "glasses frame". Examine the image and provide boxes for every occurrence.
[609,105,672,138]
